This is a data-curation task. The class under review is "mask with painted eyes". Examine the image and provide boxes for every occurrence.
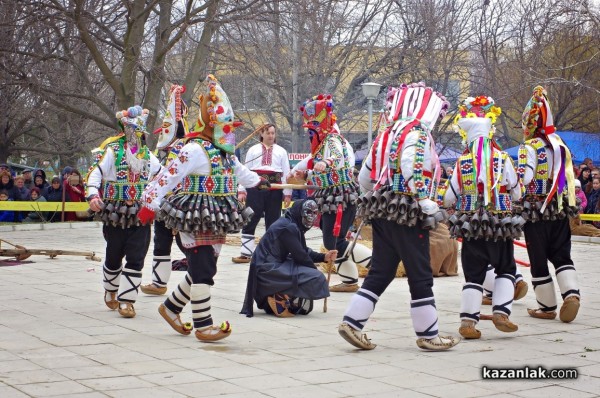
[301,199,318,229]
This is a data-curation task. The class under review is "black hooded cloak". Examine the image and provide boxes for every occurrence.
[240,199,329,317]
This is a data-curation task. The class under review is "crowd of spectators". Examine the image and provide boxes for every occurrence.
[0,164,88,223]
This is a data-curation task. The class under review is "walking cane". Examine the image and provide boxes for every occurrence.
[324,204,343,313]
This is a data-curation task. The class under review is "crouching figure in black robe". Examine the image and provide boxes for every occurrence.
[240,199,337,317]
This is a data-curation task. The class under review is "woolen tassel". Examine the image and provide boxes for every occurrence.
[333,203,343,238]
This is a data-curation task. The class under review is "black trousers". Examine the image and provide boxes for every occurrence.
[321,203,356,256]
[361,218,433,300]
[523,218,573,278]
[153,220,184,257]
[242,188,283,235]
[103,224,151,272]
[461,238,516,284]
[185,245,218,285]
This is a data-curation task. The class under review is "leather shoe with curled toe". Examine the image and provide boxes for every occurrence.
[140,283,167,296]
[267,294,295,317]
[195,325,231,342]
[513,280,528,301]
[492,313,518,332]
[459,321,481,339]
[104,291,118,310]
[158,304,192,335]
[527,308,557,320]
[329,283,359,293]
[416,335,461,351]
[559,296,580,323]
[232,255,251,264]
[338,323,376,350]
[118,302,136,318]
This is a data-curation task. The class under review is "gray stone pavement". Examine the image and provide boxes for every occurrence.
[1,222,600,398]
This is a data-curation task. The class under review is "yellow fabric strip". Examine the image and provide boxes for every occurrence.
[0,202,90,211]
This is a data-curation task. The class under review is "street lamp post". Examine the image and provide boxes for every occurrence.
[361,82,382,150]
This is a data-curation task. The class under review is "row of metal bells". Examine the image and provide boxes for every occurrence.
[159,194,253,234]
[97,200,141,229]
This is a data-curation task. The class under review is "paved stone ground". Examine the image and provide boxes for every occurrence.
[1,221,600,398]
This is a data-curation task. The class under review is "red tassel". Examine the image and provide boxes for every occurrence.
[333,203,343,237]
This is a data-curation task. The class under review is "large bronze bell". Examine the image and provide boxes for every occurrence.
[387,195,399,214]
[460,221,472,237]
[421,216,436,230]
[447,213,458,226]
[471,211,481,229]
[408,200,419,218]
[480,212,490,229]
[398,195,409,214]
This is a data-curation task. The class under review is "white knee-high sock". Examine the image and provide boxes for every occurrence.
[350,243,372,269]
[460,283,483,323]
[103,264,122,293]
[555,264,580,300]
[190,283,212,329]
[342,288,378,330]
[117,266,142,303]
[335,245,359,284]
[240,234,255,257]
[482,264,495,298]
[531,275,557,312]
[164,273,192,314]
[410,297,439,339]
[151,255,172,288]
[492,274,515,316]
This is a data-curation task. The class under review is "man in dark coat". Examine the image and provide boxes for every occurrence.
[241,199,337,317]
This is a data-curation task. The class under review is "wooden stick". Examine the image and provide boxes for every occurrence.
[324,257,333,313]
[235,124,264,150]
[270,183,319,190]
[0,240,101,262]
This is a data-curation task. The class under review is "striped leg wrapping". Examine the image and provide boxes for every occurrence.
[350,243,372,269]
[240,234,255,257]
[460,283,483,323]
[152,255,172,288]
[492,274,515,316]
[103,264,122,292]
[164,273,192,314]
[515,271,524,284]
[556,265,580,300]
[342,288,378,331]
[531,275,557,312]
[482,264,495,298]
[410,297,439,339]
[335,245,359,285]
[117,266,142,303]
[191,283,213,329]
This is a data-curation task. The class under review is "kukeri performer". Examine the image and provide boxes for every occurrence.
[290,94,372,292]
[86,105,162,318]
[138,75,270,342]
[141,84,189,296]
[517,86,580,323]
[339,82,460,351]
[442,95,524,339]
[233,123,292,263]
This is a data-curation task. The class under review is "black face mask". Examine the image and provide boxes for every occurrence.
[301,199,318,229]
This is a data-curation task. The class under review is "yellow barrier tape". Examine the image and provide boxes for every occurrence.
[579,214,600,221]
[0,202,90,211]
